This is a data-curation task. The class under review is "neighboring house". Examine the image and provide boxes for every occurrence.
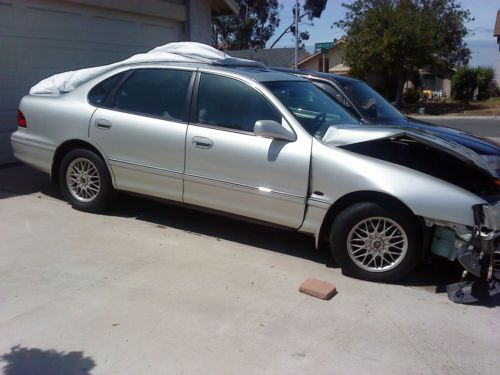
[495,10,500,83]
[0,0,238,164]
[298,39,452,98]
[297,40,348,75]
[229,48,309,68]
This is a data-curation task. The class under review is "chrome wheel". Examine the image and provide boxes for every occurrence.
[347,216,408,272]
[65,158,101,202]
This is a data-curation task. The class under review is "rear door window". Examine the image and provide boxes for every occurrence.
[114,69,193,122]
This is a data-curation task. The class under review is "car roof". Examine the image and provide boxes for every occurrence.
[124,62,308,83]
[271,67,361,85]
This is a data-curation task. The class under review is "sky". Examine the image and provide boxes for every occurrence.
[267,0,499,71]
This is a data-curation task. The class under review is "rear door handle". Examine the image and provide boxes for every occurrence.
[192,136,213,149]
[95,119,112,130]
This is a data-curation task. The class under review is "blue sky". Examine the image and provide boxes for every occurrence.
[267,0,499,71]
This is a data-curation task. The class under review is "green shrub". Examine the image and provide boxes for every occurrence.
[451,66,478,106]
[404,87,421,103]
[476,66,495,100]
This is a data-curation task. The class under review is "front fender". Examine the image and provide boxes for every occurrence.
[305,139,486,235]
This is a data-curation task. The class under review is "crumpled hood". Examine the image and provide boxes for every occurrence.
[322,125,498,179]
[381,117,500,156]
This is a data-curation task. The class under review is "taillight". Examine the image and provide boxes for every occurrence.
[17,110,26,128]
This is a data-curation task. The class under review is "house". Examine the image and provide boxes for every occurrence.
[229,47,309,68]
[298,39,452,99]
[494,10,500,83]
[297,40,349,75]
[0,0,238,164]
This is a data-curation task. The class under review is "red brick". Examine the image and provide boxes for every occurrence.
[299,278,337,300]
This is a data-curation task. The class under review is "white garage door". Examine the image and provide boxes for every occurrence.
[0,0,187,164]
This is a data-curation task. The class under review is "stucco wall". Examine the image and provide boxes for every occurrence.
[188,0,213,44]
[299,55,320,71]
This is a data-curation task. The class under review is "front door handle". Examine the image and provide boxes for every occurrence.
[192,136,213,149]
[95,119,112,130]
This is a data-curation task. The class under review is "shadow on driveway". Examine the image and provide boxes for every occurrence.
[109,192,334,267]
[0,164,481,296]
[0,164,58,199]
[0,346,95,375]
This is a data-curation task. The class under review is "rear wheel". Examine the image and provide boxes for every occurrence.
[329,202,420,282]
[59,149,115,212]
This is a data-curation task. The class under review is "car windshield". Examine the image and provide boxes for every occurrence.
[338,80,405,122]
[263,81,360,138]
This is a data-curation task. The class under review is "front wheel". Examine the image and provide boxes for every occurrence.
[329,202,421,282]
[59,148,115,212]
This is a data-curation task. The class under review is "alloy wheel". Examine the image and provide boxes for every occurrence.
[65,157,101,202]
[347,216,408,272]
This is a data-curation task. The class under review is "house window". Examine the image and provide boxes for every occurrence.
[422,74,442,91]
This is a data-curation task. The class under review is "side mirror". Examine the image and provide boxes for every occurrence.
[254,120,296,142]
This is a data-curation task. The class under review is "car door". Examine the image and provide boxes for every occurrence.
[183,72,310,228]
[89,68,194,201]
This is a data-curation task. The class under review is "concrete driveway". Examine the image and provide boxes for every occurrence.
[0,165,499,375]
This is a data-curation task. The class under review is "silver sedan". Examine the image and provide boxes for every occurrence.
[11,61,500,284]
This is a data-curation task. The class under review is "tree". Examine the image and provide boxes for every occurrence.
[476,66,495,100]
[451,66,478,107]
[335,0,473,106]
[212,0,280,50]
[269,0,328,48]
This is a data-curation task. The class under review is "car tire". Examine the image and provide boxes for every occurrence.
[329,202,420,282]
[59,148,115,212]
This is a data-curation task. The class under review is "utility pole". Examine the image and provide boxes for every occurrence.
[294,0,299,69]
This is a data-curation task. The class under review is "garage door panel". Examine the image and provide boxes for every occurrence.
[0,89,25,112]
[90,15,137,43]
[89,48,140,66]
[25,6,83,35]
[0,110,16,127]
[141,23,182,46]
[0,0,188,164]
[0,2,15,29]
[27,44,90,70]
[0,41,18,68]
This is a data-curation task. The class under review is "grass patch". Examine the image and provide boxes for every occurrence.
[401,96,500,115]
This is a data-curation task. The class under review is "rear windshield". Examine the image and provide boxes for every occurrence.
[263,81,359,138]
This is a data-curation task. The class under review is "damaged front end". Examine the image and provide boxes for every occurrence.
[323,126,500,303]
[425,203,500,303]
[446,203,500,303]
[323,125,499,199]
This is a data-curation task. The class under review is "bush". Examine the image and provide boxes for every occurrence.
[451,66,478,106]
[476,66,495,100]
[404,87,421,103]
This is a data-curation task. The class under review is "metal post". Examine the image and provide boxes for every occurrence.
[294,0,299,69]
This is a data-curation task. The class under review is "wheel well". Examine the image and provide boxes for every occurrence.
[317,191,427,249]
[51,140,104,183]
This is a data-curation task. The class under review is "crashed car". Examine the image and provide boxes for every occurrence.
[273,68,500,174]
[10,43,500,294]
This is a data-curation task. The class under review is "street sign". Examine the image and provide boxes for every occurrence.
[315,42,334,50]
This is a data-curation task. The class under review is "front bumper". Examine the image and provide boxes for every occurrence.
[456,203,500,281]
